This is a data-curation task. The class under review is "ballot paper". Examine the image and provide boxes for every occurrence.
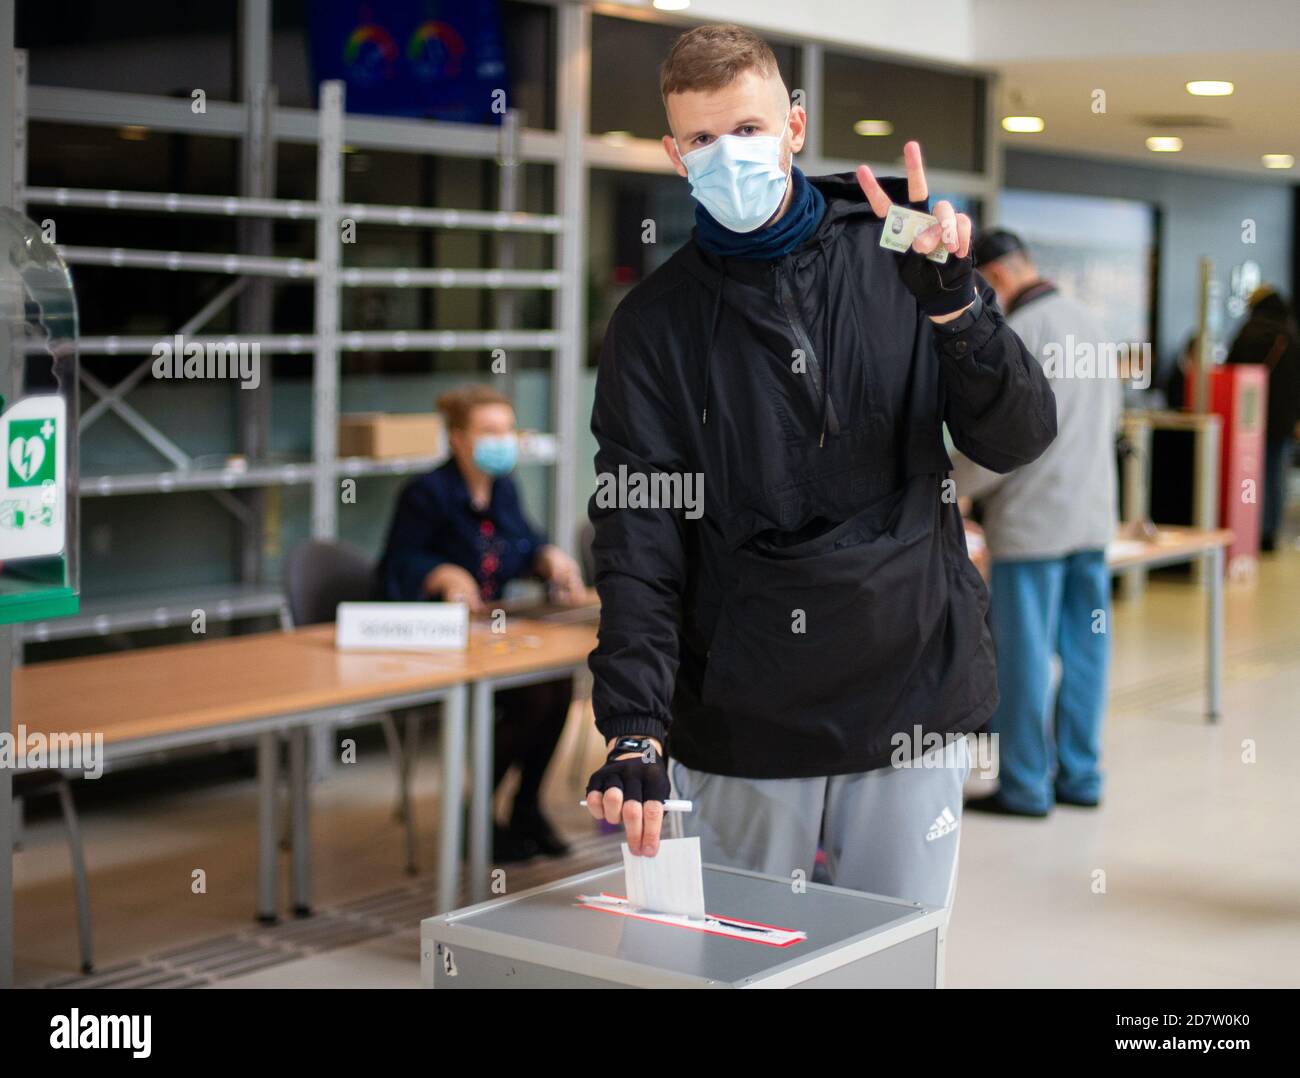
[621,836,706,920]
[879,204,950,263]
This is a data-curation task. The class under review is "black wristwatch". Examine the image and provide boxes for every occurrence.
[608,735,659,762]
[932,290,983,334]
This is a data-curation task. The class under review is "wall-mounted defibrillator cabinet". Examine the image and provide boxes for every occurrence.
[0,208,79,625]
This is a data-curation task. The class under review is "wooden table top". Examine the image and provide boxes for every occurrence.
[12,619,597,745]
[1106,526,1235,569]
[11,527,1233,746]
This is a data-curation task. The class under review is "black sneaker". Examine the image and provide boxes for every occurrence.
[493,822,541,863]
[964,793,1050,818]
[508,807,573,857]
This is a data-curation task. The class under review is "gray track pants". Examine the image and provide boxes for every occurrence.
[667,735,972,911]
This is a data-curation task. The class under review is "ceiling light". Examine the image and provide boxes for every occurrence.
[1001,116,1044,133]
[653,0,691,10]
[853,120,894,137]
[1146,136,1183,152]
[118,125,150,141]
[1186,80,1234,96]
[1262,154,1295,169]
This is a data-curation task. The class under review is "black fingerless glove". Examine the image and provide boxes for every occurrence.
[898,246,976,317]
[586,743,670,805]
[890,194,976,318]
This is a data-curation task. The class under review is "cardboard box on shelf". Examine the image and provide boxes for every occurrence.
[338,412,446,460]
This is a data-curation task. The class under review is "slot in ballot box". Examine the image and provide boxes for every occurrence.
[420,861,947,988]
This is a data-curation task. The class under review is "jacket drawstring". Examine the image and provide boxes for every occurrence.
[702,262,727,426]
[816,235,834,447]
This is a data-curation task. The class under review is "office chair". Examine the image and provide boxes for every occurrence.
[282,539,422,875]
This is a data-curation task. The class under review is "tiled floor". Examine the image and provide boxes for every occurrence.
[13,535,1300,988]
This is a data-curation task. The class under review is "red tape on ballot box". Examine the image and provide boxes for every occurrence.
[574,892,807,947]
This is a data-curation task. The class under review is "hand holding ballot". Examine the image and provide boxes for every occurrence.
[585,735,670,856]
[857,140,977,320]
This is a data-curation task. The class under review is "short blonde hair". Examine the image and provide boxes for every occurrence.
[435,384,513,432]
[659,23,780,100]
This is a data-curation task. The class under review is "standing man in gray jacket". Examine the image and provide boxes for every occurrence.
[953,230,1122,817]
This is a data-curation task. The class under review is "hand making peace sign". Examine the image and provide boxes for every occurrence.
[855,140,978,321]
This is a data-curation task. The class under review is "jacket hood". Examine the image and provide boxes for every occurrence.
[806,170,915,225]
[677,170,919,288]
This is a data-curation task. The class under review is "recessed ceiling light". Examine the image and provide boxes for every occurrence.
[853,120,894,136]
[1262,153,1295,169]
[1001,116,1045,133]
[1186,80,1234,96]
[1146,136,1183,152]
[118,125,150,141]
[653,0,691,10]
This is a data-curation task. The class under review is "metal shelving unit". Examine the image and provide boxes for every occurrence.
[9,0,996,653]
[9,0,581,647]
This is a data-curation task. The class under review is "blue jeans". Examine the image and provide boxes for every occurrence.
[988,550,1110,813]
[1262,437,1293,547]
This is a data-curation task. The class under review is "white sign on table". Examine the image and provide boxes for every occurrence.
[335,601,469,651]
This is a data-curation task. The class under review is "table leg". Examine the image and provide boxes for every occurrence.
[289,727,312,916]
[1,749,12,988]
[1,624,13,986]
[437,685,466,913]
[400,711,419,876]
[470,680,494,905]
[1207,544,1224,722]
[256,731,279,924]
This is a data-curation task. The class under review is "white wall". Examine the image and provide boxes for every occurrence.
[972,0,1300,60]
[602,0,976,65]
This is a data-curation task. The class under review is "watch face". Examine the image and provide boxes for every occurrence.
[614,737,656,762]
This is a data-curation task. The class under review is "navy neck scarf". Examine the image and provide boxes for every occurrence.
[693,165,825,261]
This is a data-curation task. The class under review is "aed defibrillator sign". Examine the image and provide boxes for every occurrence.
[0,394,66,559]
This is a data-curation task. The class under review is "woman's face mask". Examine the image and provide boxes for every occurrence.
[676,111,791,233]
[472,432,518,477]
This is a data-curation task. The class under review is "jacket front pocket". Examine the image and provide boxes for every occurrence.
[699,485,948,743]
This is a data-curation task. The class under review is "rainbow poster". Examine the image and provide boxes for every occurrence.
[310,0,508,122]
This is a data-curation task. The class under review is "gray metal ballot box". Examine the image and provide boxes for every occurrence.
[420,862,947,988]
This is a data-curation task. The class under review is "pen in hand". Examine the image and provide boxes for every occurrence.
[578,798,693,813]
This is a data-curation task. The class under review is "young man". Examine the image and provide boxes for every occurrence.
[953,230,1122,817]
[583,25,1056,910]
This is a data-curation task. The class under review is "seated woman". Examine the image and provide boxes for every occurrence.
[375,383,588,861]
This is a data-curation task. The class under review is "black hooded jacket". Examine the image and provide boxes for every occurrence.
[587,172,1057,779]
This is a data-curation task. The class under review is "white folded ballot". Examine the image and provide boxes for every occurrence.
[621,835,706,921]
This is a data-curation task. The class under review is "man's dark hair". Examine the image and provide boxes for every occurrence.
[973,228,1027,268]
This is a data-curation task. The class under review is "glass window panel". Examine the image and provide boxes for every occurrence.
[17,0,237,100]
[590,14,800,141]
[821,52,984,173]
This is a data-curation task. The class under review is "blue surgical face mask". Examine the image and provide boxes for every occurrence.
[676,112,791,233]
[472,433,518,477]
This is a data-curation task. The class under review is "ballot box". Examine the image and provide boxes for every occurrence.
[420,862,947,988]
